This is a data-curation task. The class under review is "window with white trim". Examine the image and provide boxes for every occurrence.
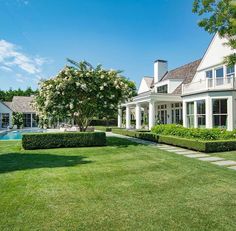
[206,70,213,78]
[197,100,205,128]
[1,113,10,128]
[171,103,183,124]
[187,102,194,128]
[213,99,227,129]
[226,66,235,77]
[157,104,167,124]
[215,67,224,78]
[157,85,168,93]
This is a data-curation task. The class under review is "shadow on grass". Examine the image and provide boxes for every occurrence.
[106,137,142,148]
[0,153,91,174]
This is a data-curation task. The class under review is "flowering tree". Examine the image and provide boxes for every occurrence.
[33,60,136,131]
[12,112,24,129]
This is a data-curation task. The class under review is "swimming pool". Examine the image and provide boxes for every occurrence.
[0,129,47,140]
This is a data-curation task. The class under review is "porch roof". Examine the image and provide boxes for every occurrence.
[123,92,182,106]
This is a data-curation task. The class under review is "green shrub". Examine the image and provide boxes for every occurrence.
[22,132,106,150]
[205,140,236,152]
[151,124,236,141]
[111,129,236,152]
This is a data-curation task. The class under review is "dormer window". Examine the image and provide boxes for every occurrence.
[227,66,235,77]
[157,84,168,93]
[206,70,213,78]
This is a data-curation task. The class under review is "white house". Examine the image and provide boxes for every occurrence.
[0,96,37,129]
[119,33,236,131]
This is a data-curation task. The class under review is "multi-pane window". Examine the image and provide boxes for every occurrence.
[171,103,183,124]
[213,99,227,129]
[1,113,10,128]
[157,104,167,124]
[206,70,213,78]
[226,66,235,77]
[32,114,38,127]
[157,85,168,93]
[215,67,224,78]
[187,102,194,128]
[197,100,206,128]
[24,114,32,127]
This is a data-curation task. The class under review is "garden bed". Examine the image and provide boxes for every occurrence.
[111,128,236,153]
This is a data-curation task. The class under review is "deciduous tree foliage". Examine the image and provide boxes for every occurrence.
[193,0,236,65]
[33,60,136,131]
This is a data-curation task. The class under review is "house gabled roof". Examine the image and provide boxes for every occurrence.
[136,59,201,96]
[172,59,202,94]
[143,77,154,88]
[161,59,202,82]
[1,101,13,111]
[5,96,35,113]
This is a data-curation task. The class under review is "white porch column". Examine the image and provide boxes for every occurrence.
[126,106,131,129]
[183,101,187,127]
[118,108,122,128]
[167,103,172,124]
[135,103,141,129]
[194,101,198,128]
[148,100,155,130]
[205,96,212,129]
[228,97,233,131]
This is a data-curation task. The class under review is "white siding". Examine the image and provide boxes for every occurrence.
[138,78,151,94]
[0,102,13,128]
[193,33,235,82]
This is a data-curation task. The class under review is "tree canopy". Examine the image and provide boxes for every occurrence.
[0,87,37,102]
[193,0,236,65]
[33,60,136,131]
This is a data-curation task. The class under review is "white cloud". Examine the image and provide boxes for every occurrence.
[0,66,12,72]
[0,39,48,75]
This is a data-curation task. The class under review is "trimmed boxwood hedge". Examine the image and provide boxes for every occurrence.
[151,124,236,141]
[22,132,106,150]
[111,129,236,153]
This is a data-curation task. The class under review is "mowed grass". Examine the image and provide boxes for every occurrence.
[210,150,236,161]
[0,138,235,231]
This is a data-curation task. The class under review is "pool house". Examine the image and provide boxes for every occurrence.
[0,96,37,129]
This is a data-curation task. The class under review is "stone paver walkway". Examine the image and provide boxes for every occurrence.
[106,132,236,171]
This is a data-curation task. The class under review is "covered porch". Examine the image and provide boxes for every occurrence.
[118,92,182,130]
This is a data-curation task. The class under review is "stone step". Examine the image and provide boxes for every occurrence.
[212,160,236,166]
[185,154,209,158]
[198,157,225,162]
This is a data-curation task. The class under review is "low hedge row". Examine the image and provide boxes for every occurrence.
[112,129,236,152]
[90,119,117,126]
[151,124,236,141]
[22,132,106,150]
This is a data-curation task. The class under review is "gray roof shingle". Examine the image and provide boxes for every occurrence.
[136,59,201,96]
[143,77,154,88]
[171,59,201,94]
[4,96,35,113]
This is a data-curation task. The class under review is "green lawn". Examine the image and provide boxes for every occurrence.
[0,138,235,231]
[210,151,236,161]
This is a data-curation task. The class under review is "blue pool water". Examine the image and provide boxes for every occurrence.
[0,129,46,140]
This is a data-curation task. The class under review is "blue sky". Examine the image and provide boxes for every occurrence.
[0,0,212,90]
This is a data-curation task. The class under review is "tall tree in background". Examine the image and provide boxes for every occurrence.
[193,0,236,65]
[0,87,37,101]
